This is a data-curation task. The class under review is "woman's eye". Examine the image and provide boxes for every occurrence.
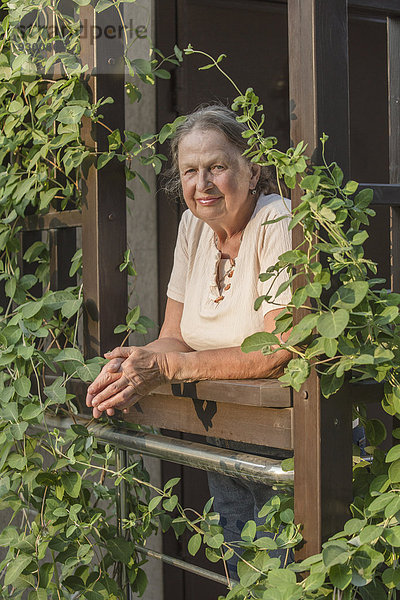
[183,168,195,175]
[212,165,224,171]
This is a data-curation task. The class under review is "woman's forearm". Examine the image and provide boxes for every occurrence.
[160,346,292,382]
[144,336,194,354]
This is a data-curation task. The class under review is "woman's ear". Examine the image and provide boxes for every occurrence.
[249,163,261,188]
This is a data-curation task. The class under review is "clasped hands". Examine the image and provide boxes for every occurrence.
[86,346,167,419]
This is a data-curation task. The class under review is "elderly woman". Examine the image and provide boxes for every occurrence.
[86,104,293,574]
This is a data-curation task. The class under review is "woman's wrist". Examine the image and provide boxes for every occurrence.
[156,350,193,383]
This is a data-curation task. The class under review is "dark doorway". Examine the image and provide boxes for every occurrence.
[156,2,289,598]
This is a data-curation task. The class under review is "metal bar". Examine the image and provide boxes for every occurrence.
[135,544,229,587]
[32,416,294,485]
[116,449,131,599]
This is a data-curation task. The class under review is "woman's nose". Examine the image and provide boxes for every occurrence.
[196,169,213,192]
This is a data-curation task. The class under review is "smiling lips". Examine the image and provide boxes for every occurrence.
[196,196,222,206]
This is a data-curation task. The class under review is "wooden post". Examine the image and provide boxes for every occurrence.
[388,17,400,293]
[80,6,127,359]
[388,17,400,447]
[288,0,353,558]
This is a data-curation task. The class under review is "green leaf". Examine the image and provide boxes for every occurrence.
[76,361,102,382]
[97,152,115,170]
[305,337,338,359]
[331,281,369,310]
[206,533,224,548]
[57,104,86,125]
[322,543,349,567]
[133,58,153,75]
[61,298,82,319]
[4,554,32,587]
[61,472,81,498]
[164,477,180,491]
[317,309,349,339]
[241,520,256,542]
[95,0,114,11]
[241,332,279,353]
[281,457,294,472]
[126,305,140,328]
[148,496,162,512]
[344,518,367,536]
[375,305,399,325]
[8,453,27,470]
[0,526,19,547]
[382,566,400,589]
[10,422,28,440]
[355,188,373,208]
[163,495,178,512]
[24,241,47,263]
[280,508,294,523]
[366,419,386,447]
[155,68,170,79]
[358,580,389,600]
[54,348,84,364]
[44,378,67,405]
[114,324,128,334]
[305,281,322,298]
[351,230,369,245]
[188,533,202,556]
[389,459,400,483]
[386,444,400,463]
[107,537,134,564]
[21,404,43,421]
[300,175,320,191]
[21,299,44,318]
[14,376,31,397]
[159,123,173,144]
[279,358,310,391]
[367,493,394,516]
[320,372,344,398]
[384,526,400,547]
[329,563,352,590]
[30,588,49,600]
[343,180,358,194]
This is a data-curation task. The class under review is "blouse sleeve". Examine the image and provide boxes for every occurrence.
[166,212,189,304]
[258,206,292,316]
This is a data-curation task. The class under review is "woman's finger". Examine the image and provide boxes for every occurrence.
[106,407,115,417]
[102,358,124,373]
[91,375,129,407]
[86,391,95,407]
[87,371,123,398]
[104,347,133,360]
[92,406,103,419]
[94,386,141,414]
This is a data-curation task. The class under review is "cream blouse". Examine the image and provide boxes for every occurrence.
[167,193,292,351]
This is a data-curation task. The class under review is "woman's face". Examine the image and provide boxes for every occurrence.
[177,128,260,229]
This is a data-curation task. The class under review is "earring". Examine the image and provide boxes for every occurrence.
[250,189,256,195]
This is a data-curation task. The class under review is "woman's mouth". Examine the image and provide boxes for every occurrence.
[196,197,221,206]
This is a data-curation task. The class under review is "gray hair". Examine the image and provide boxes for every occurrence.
[163,104,280,201]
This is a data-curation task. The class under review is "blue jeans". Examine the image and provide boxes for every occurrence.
[206,438,293,580]
[207,428,365,580]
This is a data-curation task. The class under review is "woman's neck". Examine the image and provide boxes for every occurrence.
[212,197,257,257]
